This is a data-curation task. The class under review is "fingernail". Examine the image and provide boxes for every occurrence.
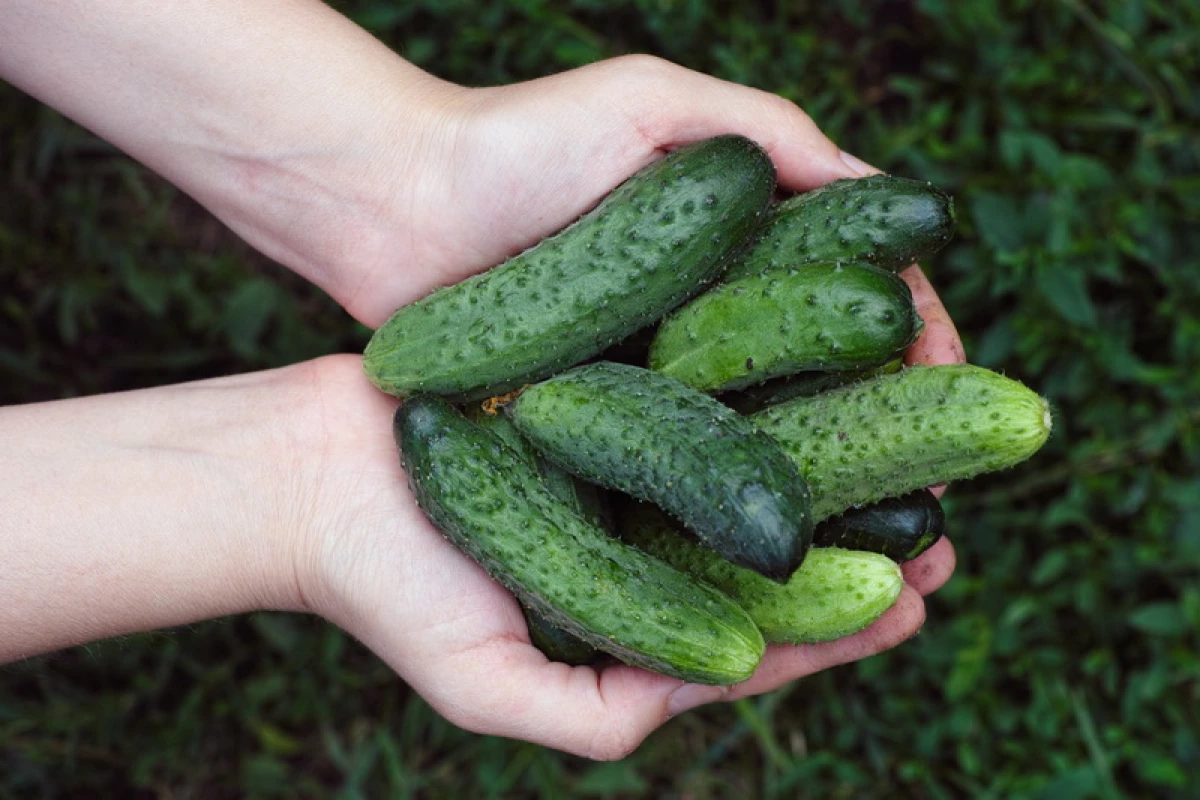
[667,684,726,717]
[839,150,877,176]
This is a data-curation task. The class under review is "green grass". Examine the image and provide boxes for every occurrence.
[3,0,1199,796]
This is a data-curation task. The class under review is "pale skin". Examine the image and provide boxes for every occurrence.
[0,0,962,759]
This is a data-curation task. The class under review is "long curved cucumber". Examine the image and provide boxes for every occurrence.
[510,362,813,582]
[649,263,922,393]
[365,135,776,401]
[751,364,1052,520]
[814,489,945,563]
[465,404,603,665]
[395,396,764,685]
[620,503,903,645]
[723,174,955,282]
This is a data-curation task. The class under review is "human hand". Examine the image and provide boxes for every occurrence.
[2,0,962,755]
[285,355,956,760]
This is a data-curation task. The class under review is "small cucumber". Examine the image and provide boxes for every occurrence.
[648,264,922,393]
[620,503,903,645]
[814,489,945,563]
[523,609,601,666]
[510,362,813,582]
[395,396,764,685]
[364,135,776,401]
[751,364,1052,520]
[465,404,604,665]
[722,359,904,415]
[723,174,955,282]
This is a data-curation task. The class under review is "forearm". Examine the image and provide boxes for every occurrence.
[0,364,316,663]
[0,0,454,297]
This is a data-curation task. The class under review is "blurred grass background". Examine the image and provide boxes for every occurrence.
[2,0,1198,796]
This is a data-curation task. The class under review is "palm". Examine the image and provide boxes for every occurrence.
[299,355,942,758]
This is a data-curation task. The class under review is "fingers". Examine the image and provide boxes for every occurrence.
[724,585,926,700]
[903,536,957,596]
[407,585,927,758]
[600,55,864,192]
[411,639,704,761]
[902,264,967,367]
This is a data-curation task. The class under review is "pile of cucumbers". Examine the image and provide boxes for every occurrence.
[364,136,1052,685]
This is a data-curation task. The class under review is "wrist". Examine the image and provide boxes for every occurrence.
[0,363,325,661]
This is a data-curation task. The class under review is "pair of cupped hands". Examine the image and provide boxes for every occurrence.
[1,4,959,760]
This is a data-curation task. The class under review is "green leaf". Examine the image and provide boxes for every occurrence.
[1128,603,1187,636]
[971,191,1025,253]
[223,278,278,358]
[574,762,648,795]
[1036,268,1099,328]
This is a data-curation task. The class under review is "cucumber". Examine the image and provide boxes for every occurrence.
[648,263,922,393]
[751,364,1052,520]
[395,395,764,685]
[721,359,904,415]
[364,135,776,402]
[814,489,945,563]
[523,610,600,667]
[723,174,955,282]
[466,403,612,534]
[510,362,813,582]
[465,403,604,665]
[620,503,903,645]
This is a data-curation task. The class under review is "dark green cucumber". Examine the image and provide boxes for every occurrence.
[466,403,613,534]
[365,135,776,402]
[620,503,903,645]
[524,610,600,666]
[722,358,904,415]
[649,263,922,393]
[465,404,604,665]
[723,175,955,282]
[751,364,1052,520]
[395,396,764,685]
[815,489,945,563]
[510,362,814,582]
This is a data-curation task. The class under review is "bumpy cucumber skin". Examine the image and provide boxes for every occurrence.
[364,135,776,402]
[396,396,764,685]
[752,364,1052,520]
[649,263,922,393]
[621,504,903,645]
[722,359,904,415]
[723,175,955,283]
[466,404,604,665]
[510,362,814,582]
[466,404,613,534]
[814,489,945,563]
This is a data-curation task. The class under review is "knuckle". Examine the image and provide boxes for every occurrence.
[609,53,675,81]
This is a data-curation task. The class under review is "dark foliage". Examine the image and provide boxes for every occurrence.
[2,1,1198,796]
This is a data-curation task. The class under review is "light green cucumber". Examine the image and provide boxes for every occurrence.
[751,364,1052,520]
[364,135,776,402]
[723,174,955,282]
[396,396,764,684]
[510,362,813,582]
[620,503,903,645]
[649,263,922,393]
